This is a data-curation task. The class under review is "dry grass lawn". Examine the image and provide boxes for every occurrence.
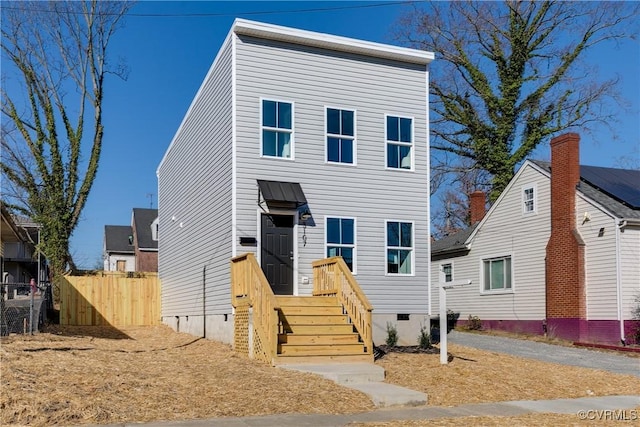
[1,325,639,427]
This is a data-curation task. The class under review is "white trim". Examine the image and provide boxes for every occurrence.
[324,105,357,166]
[324,215,358,275]
[231,33,238,258]
[521,183,537,215]
[425,64,432,316]
[232,18,434,66]
[259,97,295,160]
[479,253,514,294]
[384,219,416,277]
[384,113,415,172]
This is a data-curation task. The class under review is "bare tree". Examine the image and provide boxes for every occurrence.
[1,1,132,284]
[397,1,639,201]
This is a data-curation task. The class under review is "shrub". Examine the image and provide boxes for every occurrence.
[418,324,431,349]
[385,322,398,347]
[467,314,482,330]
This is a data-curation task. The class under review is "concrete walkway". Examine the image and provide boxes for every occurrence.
[448,330,640,377]
[103,395,640,426]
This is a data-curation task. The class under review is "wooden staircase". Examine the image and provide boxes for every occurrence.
[275,295,373,364]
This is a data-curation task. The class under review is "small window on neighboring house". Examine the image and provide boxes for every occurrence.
[386,115,413,170]
[262,99,293,159]
[326,108,355,164]
[442,263,453,283]
[482,256,512,291]
[326,217,356,272]
[116,260,126,272]
[386,221,414,275]
[151,218,159,241]
[523,185,536,214]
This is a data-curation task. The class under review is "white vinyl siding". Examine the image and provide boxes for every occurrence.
[234,34,429,314]
[158,40,234,317]
[430,163,550,320]
[577,196,619,320]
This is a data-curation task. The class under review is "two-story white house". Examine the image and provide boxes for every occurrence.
[157,19,434,348]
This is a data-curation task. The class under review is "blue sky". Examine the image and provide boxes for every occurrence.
[47,1,639,268]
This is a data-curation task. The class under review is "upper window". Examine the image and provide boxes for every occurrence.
[482,256,512,292]
[386,221,413,275]
[386,115,413,170]
[326,217,356,272]
[522,185,536,214]
[442,263,453,283]
[262,100,293,158]
[151,218,159,241]
[326,108,355,164]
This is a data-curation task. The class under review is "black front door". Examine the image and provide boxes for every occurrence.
[261,214,294,295]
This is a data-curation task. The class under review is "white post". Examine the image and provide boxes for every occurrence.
[439,280,472,365]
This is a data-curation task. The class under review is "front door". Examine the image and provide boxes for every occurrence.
[261,214,294,295]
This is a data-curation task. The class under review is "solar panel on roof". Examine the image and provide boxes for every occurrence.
[580,165,640,209]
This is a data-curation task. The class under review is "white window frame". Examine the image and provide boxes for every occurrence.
[480,254,514,294]
[522,184,537,215]
[440,262,453,283]
[325,106,357,166]
[324,216,357,274]
[385,219,415,276]
[384,114,414,171]
[260,98,294,160]
[151,217,159,241]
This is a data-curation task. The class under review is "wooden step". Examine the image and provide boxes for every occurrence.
[284,323,355,335]
[278,305,344,316]
[282,314,349,325]
[276,296,338,306]
[278,342,366,356]
[278,333,360,345]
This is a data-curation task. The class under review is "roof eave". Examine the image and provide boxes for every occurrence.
[232,18,434,66]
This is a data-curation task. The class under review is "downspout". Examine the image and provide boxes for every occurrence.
[615,219,625,345]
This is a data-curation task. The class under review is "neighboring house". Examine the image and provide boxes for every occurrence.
[103,208,158,272]
[1,204,48,284]
[103,225,135,272]
[157,19,434,345]
[431,133,640,346]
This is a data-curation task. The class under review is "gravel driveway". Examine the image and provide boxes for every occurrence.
[448,330,640,377]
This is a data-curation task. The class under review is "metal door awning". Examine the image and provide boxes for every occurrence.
[257,180,307,209]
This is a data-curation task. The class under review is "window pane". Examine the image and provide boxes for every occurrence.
[400,145,412,169]
[327,137,340,162]
[342,110,354,136]
[505,257,512,288]
[387,116,399,141]
[387,249,399,274]
[277,132,291,158]
[341,247,353,271]
[278,102,292,129]
[399,250,411,274]
[400,118,412,142]
[491,259,504,289]
[327,246,338,257]
[400,222,412,247]
[262,100,276,127]
[263,130,276,156]
[327,108,340,135]
[387,222,399,246]
[484,260,490,290]
[341,139,353,164]
[443,264,452,282]
[341,218,354,245]
[327,218,340,244]
[387,143,399,168]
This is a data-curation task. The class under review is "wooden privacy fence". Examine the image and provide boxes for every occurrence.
[60,273,160,326]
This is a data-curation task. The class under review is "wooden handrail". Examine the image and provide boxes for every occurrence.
[312,257,373,354]
[231,253,280,364]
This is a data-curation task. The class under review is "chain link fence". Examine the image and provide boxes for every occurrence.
[1,282,52,336]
